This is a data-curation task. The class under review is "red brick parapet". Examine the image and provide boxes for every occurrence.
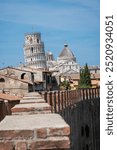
[41,88,100,113]
[0,114,70,150]
[0,92,70,149]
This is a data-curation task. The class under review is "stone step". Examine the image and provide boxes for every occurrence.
[24,92,42,98]
[0,114,70,149]
[11,103,51,115]
[23,96,42,100]
[20,98,45,104]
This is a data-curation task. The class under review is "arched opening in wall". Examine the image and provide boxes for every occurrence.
[0,78,5,82]
[85,125,90,138]
[21,73,26,80]
[81,126,84,136]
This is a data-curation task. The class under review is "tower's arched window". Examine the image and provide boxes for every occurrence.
[0,78,5,82]
[31,47,33,53]
[30,37,32,43]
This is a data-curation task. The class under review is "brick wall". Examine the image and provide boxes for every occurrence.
[0,100,20,122]
[41,88,100,150]
[0,92,70,150]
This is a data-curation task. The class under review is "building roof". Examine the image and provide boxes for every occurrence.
[90,73,100,79]
[0,73,33,85]
[58,44,75,59]
[0,66,33,73]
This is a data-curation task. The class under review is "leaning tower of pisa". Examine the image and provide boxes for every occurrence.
[23,32,47,69]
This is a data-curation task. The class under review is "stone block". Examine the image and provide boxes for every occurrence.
[20,98,45,104]
[36,128,47,139]
[48,126,70,136]
[11,103,51,115]
[36,127,70,139]
[28,137,70,150]
[0,130,34,140]
[0,141,15,150]
[0,113,70,150]
[15,141,27,150]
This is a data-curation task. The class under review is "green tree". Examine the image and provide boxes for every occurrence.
[59,80,71,90]
[79,63,91,88]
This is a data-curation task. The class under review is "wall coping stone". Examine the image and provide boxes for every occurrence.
[0,114,69,130]
[20,98,45,104]
[11,103,51,114]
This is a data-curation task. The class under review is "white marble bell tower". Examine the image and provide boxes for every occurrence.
[23,32,47,69]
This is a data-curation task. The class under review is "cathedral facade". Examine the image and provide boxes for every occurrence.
[46,43,80,74]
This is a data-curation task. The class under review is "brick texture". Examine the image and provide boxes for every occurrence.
[0,130,34,140]
[0,141,15,150]
[0,92,70,150]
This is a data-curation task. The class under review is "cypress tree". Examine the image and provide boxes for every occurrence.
[79,63,91,88]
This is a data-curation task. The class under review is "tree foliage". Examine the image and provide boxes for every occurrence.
[79,63,91,88]
[59,80,71,90]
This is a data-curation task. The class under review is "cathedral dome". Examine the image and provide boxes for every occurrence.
[58,44,76,62]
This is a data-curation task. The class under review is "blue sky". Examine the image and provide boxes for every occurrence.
[0,0,100,68]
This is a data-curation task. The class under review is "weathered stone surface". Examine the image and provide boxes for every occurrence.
[11,103,51,115]
[28,137,70,150]
[20,98,45,104]
[23,92,42,98]
[0,114,69,130]
[15,141,27,150]
[23,96,42,100]
[36,126,70,139]
[0,130,34,140]
[0,114,70,149]
[0,141,15,150]
[0,90,71,150]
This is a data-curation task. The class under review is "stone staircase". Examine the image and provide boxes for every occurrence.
[0,92,70,150]
[12,92,51,115]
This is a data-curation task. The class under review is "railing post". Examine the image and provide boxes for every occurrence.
[49,92,53,112]
[66,90,69,107]
[53,91,57,113]
[82,89,85,100]
[61,91,64,110]
[44,91,47,102]
[86,88,89,100]
[94,88,97,98]
[46,92,50,104]
[58,91,60,113]
[64,91,67,108]
[97,87,100,98]
[92,88,94,99]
